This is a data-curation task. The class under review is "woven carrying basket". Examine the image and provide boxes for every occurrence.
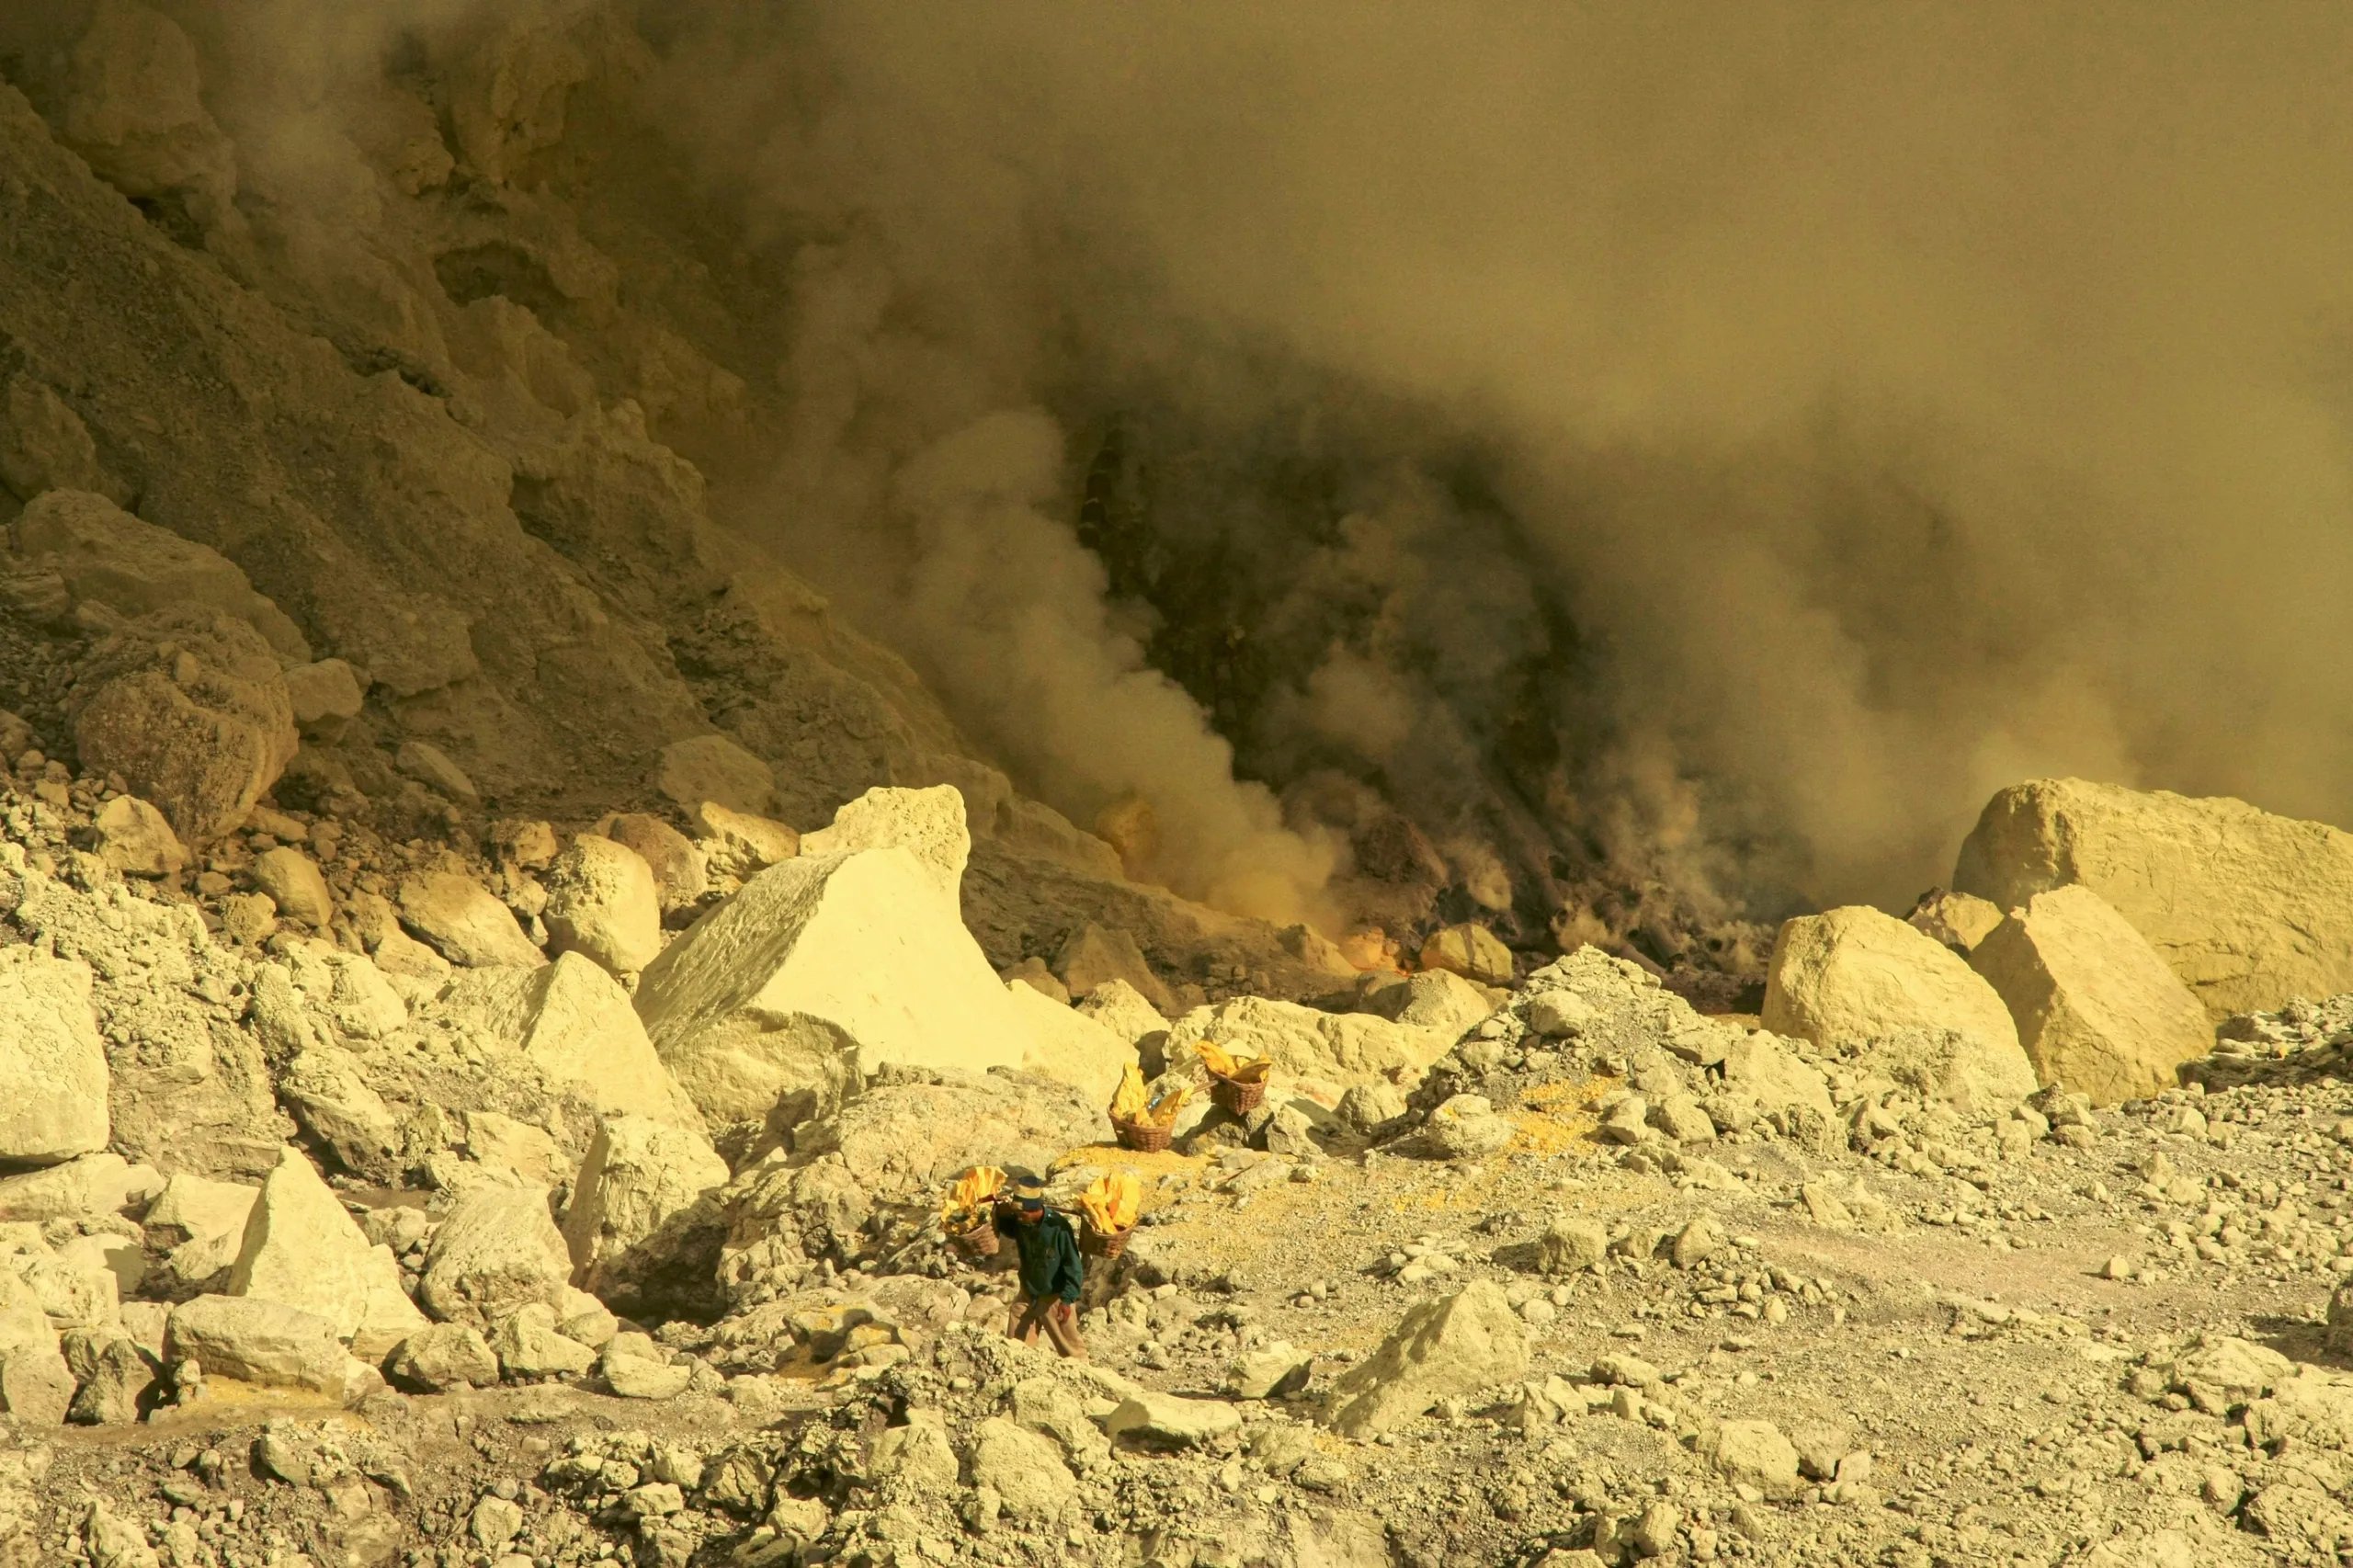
[1080,1221,1132,1259]
[949,1217,1001,1258]
[1113,1118,1174,1153]
[1211,1074,1267,1117]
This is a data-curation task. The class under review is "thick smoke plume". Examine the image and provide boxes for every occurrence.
[70,0,2353,943]
[633,2,2353,931]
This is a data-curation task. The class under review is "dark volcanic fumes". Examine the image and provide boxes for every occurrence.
[58,0,2353,967]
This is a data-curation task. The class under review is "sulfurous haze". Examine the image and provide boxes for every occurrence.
[97,0,2353,956]
[622,1,2353,948]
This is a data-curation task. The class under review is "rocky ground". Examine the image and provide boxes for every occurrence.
[6,740,2353,1568]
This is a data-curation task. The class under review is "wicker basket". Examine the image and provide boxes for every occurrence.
[1113,1118,1174,1153]
[1211,1074,1267,1117]
[1080,1221,1132,1259]
[949,1216,1001,1258]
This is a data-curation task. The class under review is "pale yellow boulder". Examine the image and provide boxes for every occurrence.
[1419,923,1514,987]
[1763,905,2035,1112]
[225,1148,425,1353]
[541,834,662,975]
[1907,889,2005,954]
[442,951,702,1129]
[1969,884,2212,1105]
[633,846,1035,1128]
[398,871,545,969]
[1956,778,2353,1018]
[1006,982,1137,1108]
[800,785,971,903]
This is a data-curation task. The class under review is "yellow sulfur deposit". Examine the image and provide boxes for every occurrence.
[1199,1040,1272,1084]
[941,1165,1005,1232]
[1111,1064,1190,1128]
[1080,1170,1142,1233]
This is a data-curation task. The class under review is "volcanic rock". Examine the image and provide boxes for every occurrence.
[70,609,298,846]
[1970,884,2212,1104]
[604,813,706,913]
[654,734,776,816]
[1763,904,2035,1112]
[15,490,301,655]
[51,0,238,228]
[1955,777,2353,1017]
[250,846,334,928]
[393,741,480,805]
[1418,922,1515,986]
[633,845,1038,1128]
[417,1184,572,1332]
[686,800,799,881]
[561,1115,730,1295]
[1326,1279,1529,1437]
[224,1148,425,1352]
[89,795,185,877]
[0,378,120,503]
[0,950,110,1165]
[540,833,662,975]
[1908,888,2005,954]
[281,658,364,741]
[443,952,701,1127]
[1006,981,1137,1107]
[1053,921,1174,1013]
[398,870,546,969]
[163,1295,348,1396]
[385,1324,500,1392]
[801,785,972,903]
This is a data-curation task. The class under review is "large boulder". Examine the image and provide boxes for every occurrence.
[540,835,662,975]
[0,377,121,504]
[398,871,546,969]
[604,814,707,913]
[14,490,303,657]
[163,1296,351,1396]
[1326,1280,1529,1437]
[224,1149,424,1355]
[1006,983,1137,1108]
[686,801,799,883]
[0,1276,71,1426]
[417,1184,573,1332]
[1053,922,1174,1014]
[441,952,702,1128]
[89,795,185,878]
[561,1115,730,1295]
[0,950,109,1165]
[1161,995,1454,1091]
[1908,889,2004,955]
[1955,778,2353,1018]
[1969,885,2212,1105]
[801,786,971,903]
[633,846,1039,1128]
[53,0,239,228]
[69,608,299,846]
[250,847,334,929]
[783,1069,1106,1195]
[654,735,776,816]
[1762,906,2035,1112]
[1076,980,1173,1051]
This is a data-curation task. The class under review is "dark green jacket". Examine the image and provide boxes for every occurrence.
[994,1206,1085,1303]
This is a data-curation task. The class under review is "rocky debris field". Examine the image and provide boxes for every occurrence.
[2,733,2353,1568]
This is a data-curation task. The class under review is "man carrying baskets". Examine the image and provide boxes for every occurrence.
[994,1174,1087,1358]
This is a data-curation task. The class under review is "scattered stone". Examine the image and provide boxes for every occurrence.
[1051,921,1174,1014]
[654,735,776,816]
[1908,888,2006,954]
[540,833,662,974]
[969,1417,1077,1518]
[492,1303,597,1380]
[1538,1217,1608,1275]
[685,800,799,879]
[1327,1280,1529,1437]
[90,795,185,878]
[1411,1094,1516,1160]
[250,846,334,927]
[1418,922,1515,986]
[393,740,480,805]
[602,1333,691,1400]
[398,870,547,969]
[1002,957,1070,1005]
[0,950,110,1165]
